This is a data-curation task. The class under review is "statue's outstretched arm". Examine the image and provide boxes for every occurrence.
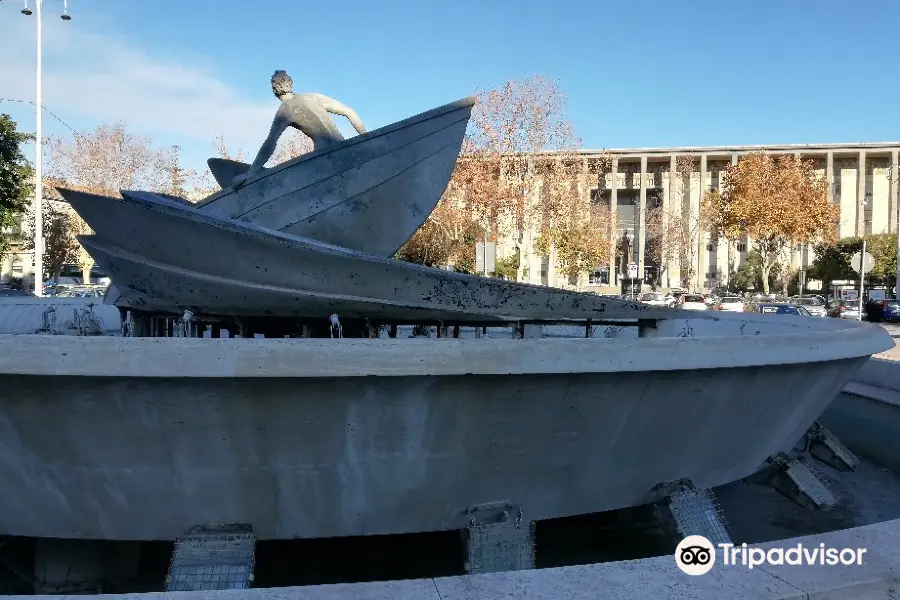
[230,115,288,188]
[317,94,367,135]
[250,115,289,171]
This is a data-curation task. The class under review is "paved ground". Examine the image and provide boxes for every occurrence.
[876,322,900,360]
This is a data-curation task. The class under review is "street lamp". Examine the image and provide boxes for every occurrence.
[890,165,900,298]
[12,0,73,296]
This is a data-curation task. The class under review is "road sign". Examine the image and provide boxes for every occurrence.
[849,251,875,274]
[627,262,638,279]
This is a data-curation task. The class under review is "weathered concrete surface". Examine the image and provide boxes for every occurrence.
[0,314,892,377]
[188,97,475,257]
[0,297,120,335]
[0,319,885,540]
[10,518,900,599]
[827,351,900,472]
[64,186,731,321]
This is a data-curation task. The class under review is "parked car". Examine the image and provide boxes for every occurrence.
[678,294,708,311]
[883,299,900,322]
[755,303,813,316]
[639,292,669,307]
[666,290,686,307]
[0,287,32,297]
[718,296,745,313]
[791,297,827,317]
[837,299,863,320]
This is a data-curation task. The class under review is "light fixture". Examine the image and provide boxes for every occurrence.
[61,0,70,19]
[21,0,32,15]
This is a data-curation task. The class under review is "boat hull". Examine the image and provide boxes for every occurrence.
[0,329,883,541]
[191,97,475,257]
[62,189,688,321]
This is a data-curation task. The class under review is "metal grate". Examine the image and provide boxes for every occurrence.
[770,453,839,510]
[463,502,535,574]
[165,524,256,591]
[786,458,838,508]
[667,487,732,546]
[808,421,860,471]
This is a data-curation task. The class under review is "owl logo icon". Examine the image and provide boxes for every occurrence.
[675,535,716,575]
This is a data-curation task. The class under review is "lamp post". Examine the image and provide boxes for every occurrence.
[890,164,900,299]
[12,0,72,296]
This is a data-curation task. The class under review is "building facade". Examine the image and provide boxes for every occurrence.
[511,142,900,294]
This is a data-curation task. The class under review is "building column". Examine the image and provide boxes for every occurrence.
[891,149,899,234]
[826,151,834,204]
[698,154,708,291]
[725,152,738,285]
[609,157,619,287]
[826,151,837,239]
[638,155,648,287]
[665,154,676,288]
[857,150,867,237]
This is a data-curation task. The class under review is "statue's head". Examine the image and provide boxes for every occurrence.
[271,70,293,98]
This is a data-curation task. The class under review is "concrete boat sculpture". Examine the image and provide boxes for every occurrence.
[9,85,890,543]
[62,188,689,321]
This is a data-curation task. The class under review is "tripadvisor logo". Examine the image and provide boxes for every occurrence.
[675,535,868,575]
[675,535,715,575]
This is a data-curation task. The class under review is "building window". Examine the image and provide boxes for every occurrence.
[706,243,714,252]
[11,259,23,274]
[589,268,609,286]
[737,243,747,252]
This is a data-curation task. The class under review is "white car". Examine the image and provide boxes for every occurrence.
[639,292,669,306]
[718,296,745,312]
[679,294,709,311]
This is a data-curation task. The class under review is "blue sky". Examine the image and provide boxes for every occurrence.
[1,0,897,180]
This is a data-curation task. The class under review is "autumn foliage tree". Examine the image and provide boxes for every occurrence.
[394,185,482,270]
[705,152,838,294]
[399,76,609,281]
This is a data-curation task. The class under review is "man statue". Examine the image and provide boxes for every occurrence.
[231,70,368,188]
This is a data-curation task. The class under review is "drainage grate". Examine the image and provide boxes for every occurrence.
[463,502,535,574]
[785,458,838,508]
[165,524,256,591]
[808,422,860,471]
[667,487,733,546]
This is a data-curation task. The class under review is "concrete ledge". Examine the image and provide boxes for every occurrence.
[842,382,900,408]
[0,322,892,378]
[851,358,900,394]
[11,518,900,600]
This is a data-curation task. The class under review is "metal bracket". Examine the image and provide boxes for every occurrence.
[165,523,256,592]
[463,501,534,574]
[806,421,860,471]
[768,452,838,510]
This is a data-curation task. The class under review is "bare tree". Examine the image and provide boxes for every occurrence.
[23,198,80,281]
[42,123,180,282]
[444,76,605,282]
[647,156,703,289]
[198,130,315,194]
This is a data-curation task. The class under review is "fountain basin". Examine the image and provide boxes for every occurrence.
[0,314,891,541]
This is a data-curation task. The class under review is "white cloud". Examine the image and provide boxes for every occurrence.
[0,9,275,166]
